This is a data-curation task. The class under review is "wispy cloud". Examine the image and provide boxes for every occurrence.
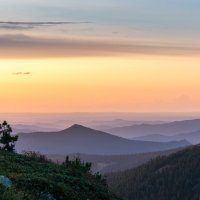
[12,72,31,75]
[0,21,90,30]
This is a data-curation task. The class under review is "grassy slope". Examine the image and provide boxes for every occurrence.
[0,150,120,200]
[107,145,200,200]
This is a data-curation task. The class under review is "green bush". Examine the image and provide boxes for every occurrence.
[0,150,118,200]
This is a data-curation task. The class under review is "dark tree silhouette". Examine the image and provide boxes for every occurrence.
[0,121,18,152]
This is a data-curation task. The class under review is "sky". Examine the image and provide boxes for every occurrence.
[0,0,200,112]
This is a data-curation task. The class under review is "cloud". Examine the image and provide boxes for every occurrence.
[12,72,31,75]
[0,21,90,30]
[0,34,200,59]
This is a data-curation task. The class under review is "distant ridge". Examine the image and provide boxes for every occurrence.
[133,130,200,144]
[16,124,190,155]
[108,119,200,138]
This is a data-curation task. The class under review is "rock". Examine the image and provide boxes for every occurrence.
[39,192,56,200]
[0,176,12,188]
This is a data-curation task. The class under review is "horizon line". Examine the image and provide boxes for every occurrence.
[1,112,200,114]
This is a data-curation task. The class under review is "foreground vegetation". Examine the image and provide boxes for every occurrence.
[107,145,200,200]
[0,150,120,200]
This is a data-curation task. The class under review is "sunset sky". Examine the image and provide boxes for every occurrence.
[0,0,200,112]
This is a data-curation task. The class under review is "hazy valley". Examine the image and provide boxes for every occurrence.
[1,114,200,199]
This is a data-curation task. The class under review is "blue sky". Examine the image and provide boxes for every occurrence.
[0,0,200,58]
[1,0,200,33]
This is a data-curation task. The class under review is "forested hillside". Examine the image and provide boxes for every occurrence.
[107,145,200,200]
[0,150,121,200]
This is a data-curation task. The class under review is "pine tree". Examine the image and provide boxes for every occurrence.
[0,121,18,152]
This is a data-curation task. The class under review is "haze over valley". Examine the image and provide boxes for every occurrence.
[1,0,200,199]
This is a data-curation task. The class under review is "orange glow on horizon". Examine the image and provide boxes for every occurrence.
[0,56,200,112]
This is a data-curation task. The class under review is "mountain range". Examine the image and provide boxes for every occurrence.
[16,124,190,155]
[88,119,165,131]
[133,130,200,144]
[12,124,59,135]
[108,118,200,138]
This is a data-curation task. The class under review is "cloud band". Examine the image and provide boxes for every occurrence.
[0,34,200,59]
